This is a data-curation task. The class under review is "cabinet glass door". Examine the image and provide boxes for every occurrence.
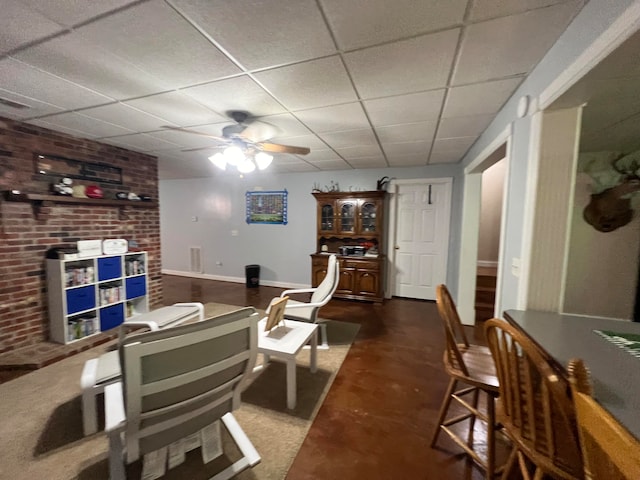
[360,201,378,234]
[338,201,356,234]
[319,203,335,233]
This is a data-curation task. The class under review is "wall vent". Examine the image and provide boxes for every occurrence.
[189,246,203,273]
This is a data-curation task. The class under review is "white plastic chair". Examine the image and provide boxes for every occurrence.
[268,254,339,349]
[80,302,204,436]
[104,307,261,480]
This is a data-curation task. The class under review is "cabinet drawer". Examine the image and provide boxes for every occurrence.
[340,259,380,270]
[126,276,147,299]
[97,256,122,281]
[100,303,124,331]
[66,286,96,314]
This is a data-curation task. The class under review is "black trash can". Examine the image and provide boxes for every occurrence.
[245,264,260,288]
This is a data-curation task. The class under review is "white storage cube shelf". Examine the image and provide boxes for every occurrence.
[47,252,149,344]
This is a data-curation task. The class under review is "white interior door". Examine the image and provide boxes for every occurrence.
[390,179,452,300]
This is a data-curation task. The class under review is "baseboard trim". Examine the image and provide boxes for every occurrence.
[477,260,498,268]
[161,269,310,290]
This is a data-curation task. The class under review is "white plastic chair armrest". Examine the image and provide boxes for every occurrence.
[80,357,99,390]
[104,382,126,433]
[121,320,160,331]
[280,288,317,297]
[173,302,205,321]
[285,300,328,309]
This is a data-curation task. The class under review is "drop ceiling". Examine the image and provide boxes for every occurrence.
[549,28,640,155]
[0,0,584,179]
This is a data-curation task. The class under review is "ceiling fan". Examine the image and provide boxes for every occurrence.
[162,111,310,173]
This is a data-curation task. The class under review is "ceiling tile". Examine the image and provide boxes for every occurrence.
[294,103,370,133]
[0,58,113,111]
[436,114,494,138]
[387,154,429,166]
[125,92,227,127]
[79,103,175,132]
[0,0,65,55]
[443,78,522,118]
[321,0,467,50]
[310,159,353,171]
[318,129,377,149]
[98,133,181,151]
[335,144,384,159]
[171,0,336,70]
[469,0,566,22]
[304,150,344,162]
[142,129,222,149]
[375,122,437,143]
[31,112,134,138]
[454,2,581,84]
[347,156,388,168]
[428,150,463,164]
[75,0,240,88]
[257,113,313,138]
[431,136,477,162]
[580,113,640,153]
[20,0,138,27]
[0,89,63,119]
[254,56,357,111]
[344,29,460,98]
[382,141,431,156]
[181,76,286,118]
[14,32,170,99]
[364,90,445,126]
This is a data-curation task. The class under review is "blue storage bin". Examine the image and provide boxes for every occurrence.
[126,276,147,299]
[97,256,122,281]
[100,303,124,331]
[66,285,96,314]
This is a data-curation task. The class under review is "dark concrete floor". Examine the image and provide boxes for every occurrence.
[162,275,505,480]
[0,274,508,478]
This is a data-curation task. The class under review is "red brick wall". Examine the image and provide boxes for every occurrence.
[0,117,161,353]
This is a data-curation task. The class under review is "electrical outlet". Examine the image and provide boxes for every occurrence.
[231,230,238,236]
[215,261,222,266]
[191,216,198,222]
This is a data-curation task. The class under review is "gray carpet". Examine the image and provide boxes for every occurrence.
[0,303,359,480]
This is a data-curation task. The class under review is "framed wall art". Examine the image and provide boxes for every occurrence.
[246,189,288,225]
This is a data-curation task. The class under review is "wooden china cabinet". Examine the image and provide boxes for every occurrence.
[311,190,387,303]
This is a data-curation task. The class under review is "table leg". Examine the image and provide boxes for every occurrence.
[286,358,296,409]
[310,329,318,374]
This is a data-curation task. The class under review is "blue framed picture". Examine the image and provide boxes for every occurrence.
[246,190,288,225]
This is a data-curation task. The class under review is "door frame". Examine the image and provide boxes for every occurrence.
[385,177,453,299]
[457,125,512,325]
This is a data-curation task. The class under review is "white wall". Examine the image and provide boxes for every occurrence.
[160,164,463,289]
[478,160,506,264]
[460,0,640,311]
[564,173,640,318]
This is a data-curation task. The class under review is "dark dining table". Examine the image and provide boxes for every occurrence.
[504,309,640,440]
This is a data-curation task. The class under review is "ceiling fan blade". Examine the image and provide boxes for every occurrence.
[181,145,225,153]
[257,142,310,155]
[161,125,227,142]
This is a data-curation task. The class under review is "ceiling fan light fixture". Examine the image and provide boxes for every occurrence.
[255,152,273,170]
[223,145,244,166]
[208,152,227,170]
[237,157,256,174]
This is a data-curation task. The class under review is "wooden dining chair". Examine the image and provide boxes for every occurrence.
[484,318,583,480]
[568,358,640,479]
[431,284,503,479]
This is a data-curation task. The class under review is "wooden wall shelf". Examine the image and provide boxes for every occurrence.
[3,191,158,220]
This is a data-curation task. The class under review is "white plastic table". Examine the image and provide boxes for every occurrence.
[256,318,318,409]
